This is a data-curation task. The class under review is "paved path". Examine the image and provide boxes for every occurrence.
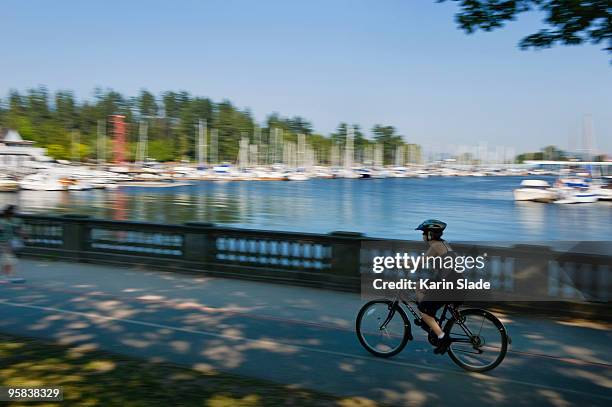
[1,260,610,406]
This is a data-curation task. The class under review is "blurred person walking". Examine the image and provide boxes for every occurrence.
[0,204,25,284]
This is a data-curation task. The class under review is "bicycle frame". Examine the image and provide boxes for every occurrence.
[380,295,477,347]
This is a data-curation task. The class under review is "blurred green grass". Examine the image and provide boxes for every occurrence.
[0,333,377,407]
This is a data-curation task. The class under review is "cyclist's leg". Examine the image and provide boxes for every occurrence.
[418,301,444,336]
[421,301,453,354]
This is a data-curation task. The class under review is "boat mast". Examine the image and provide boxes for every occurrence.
[97,119,106,168]
[254,126,261,166]
[344,125,354,170]
[71,130,80,163]
[136,120,148,165]
[583,114,593,162]
[297,133,305,168]
[210,128,218,165]
[238,135,249,169]
[196,119,207,168]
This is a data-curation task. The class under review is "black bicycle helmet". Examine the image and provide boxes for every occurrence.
[415,219,447,232]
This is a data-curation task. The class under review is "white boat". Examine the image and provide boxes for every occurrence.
[133,173,164,181]
[101,182,120,190]
[355,168,373,179]
[284,171,310,181]
[553,179,598,204]
[591,180,612,201]
[312,170,334,179]
[594,188,612,201]
[375,169,393,178]
[439,168,459,177]
[213,164,232,173]
[19,174,65,191]
[108,166,130,173]
[513,180,557,203]
[118,181,192,188]
[389,167,409,178]
[253,170,285,181]
[232,170,257,181]
[335,169,360,179]
[0,177,19,192]
[554,188,599,204]
[67,180,94,191]
[173,166,194,173]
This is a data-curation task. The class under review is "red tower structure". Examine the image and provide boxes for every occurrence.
[109,114,127,163]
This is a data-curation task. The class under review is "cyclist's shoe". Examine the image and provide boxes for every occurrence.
[433,334,451,355]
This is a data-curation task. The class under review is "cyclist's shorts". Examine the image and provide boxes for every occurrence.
[417,301,445,316]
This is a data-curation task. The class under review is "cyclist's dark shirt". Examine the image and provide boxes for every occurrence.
[425,240,451,257]
[419,239,453,316]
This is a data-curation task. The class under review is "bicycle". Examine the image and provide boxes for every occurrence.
[355,295,509,372]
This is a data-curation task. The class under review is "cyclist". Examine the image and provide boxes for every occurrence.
[415,219,453,354]
[0,205,25,284]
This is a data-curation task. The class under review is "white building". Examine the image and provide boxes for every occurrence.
[0,128,52,167]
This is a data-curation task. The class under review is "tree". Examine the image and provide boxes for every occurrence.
[8,90,24,113]
[265,113,292,135]
[77,101,99,139]
[331,123,370,145]
[331,122,349,145]
[441,0,612,56]
[55,90,77,130]
[308,133,333,164]
[162,91,190,118]
[215,101,254,162]
[46,144,69,160]
[372,125,404,165]
[147,139,176,161]
[330,123,373,163]
[26,86,51,125]
[73,143,92,160]
[287,116,313,135]
[137,90,158,118]
[7,115,35,141]
[542,145,566,160]
[94,88,131,118]
[177,96,214,158]
[0,87,422,164]
[515,145,568,163]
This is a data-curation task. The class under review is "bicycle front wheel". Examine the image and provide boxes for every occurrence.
[356,300,410,358]
[446,308,508,372]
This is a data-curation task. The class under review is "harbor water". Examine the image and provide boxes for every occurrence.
[1,176,610,241]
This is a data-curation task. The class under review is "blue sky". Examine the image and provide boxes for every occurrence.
[1,0,610,154]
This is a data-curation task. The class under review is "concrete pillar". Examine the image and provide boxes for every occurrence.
[61,214,91,260]
[329,231,363,277]
[183,222,217,264]
[513,244,552,301]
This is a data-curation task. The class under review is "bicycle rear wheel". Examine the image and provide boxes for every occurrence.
[356,300,410,358]
[446,308,508,372]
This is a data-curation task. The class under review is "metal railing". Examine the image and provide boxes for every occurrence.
[17,214,611,301]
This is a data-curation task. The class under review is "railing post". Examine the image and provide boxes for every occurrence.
[61,214,91,260]
[329,231,363,278]
[183,222,217,265]
[513,244,552,300]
